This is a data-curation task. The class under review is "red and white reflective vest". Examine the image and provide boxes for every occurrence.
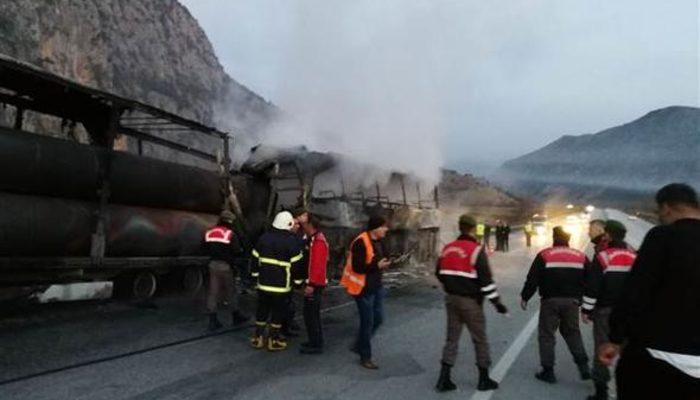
[205,226,233,244]
[541,246,587,269]
[596,247,636,273]
[438,240,483,279]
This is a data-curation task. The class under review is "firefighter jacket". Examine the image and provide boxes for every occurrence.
[436,234,501,302]
[306,231,329,287]
[204,223,242,266]
[521,241,590,301]
[251,228,305,294]
[582,241,636,313]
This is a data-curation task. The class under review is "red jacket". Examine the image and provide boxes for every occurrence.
[307,231,329,287]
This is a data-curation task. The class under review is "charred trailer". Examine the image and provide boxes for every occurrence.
[0,55,269,301]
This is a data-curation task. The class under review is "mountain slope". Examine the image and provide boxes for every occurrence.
[0,0,277,135]
[497,106,700,200]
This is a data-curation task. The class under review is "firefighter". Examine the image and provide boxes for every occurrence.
[300,215,329,354]
[520,226,591,384]
[581,220,636,400]
[204,210,249,331]
[599,183,700,399]
[341,215,391,369]
[435,214,509,392]
[281,207,310,338]
[250,211,305,352]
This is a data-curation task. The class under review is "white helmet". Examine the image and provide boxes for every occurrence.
[272,211,295,231]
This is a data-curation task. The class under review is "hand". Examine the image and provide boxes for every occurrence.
[598,343,621,367]
[378,258,391,270]
[581,312,591,324]
[303,285,314,297]
[520,299,528,311]
[494,302,509,315]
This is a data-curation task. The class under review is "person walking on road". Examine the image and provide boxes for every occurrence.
[484,223,492,248]
[525,221,534,248]
[435,214,509,392]
[520,226,592,384]
[599,183,700,399]
[341,215,392,370]
[503,223,511,252]
[204,210,249,331]
[250,211,305,352]
[581,220,637,400]
[300,215,329,355]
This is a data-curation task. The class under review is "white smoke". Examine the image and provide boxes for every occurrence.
[221,1,449,185]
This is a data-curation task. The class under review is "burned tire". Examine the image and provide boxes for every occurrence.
[113,270,158,301]
[182,266,204,296]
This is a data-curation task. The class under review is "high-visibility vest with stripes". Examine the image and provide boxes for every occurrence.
[596,248,636,273]
[438,240,482,279]
[541,246,587,269]
[340,232,374,296]
[205,226,233,244]
[476,224,485,236]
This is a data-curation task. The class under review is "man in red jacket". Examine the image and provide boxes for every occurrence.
[300,215,329,354]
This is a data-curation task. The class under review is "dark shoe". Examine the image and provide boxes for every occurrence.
[477,367,499,391]
[577,363,592,381]
[586,383,608,400]
[535,367,557,384]
[232,311,249,326]
[207,314,223,331]
[300,345,324,355]
[360,360,379,370]
[435,363,457,392]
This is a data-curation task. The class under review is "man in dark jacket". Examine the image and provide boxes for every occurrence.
[204,210,249,331]
[521,226,591,384]
[346,215,392,370]
[435,214,509,392]
[582,220,636,400]
[599,183,700,399]
[250,211,305,352]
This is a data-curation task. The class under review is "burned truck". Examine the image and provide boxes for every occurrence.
[0,55,439,302]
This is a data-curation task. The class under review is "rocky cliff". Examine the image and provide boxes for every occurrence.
[497,106,700,202]
[0,0,277,136]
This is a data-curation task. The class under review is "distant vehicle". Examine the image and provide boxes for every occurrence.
[532,215,548,235]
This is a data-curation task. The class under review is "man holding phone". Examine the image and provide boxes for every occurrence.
[341,215,392,370]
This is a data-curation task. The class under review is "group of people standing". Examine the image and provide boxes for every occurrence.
[476,221,511,251]
[433,183,700,399]
[202,182,699,398]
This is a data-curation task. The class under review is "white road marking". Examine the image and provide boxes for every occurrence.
[469,311,540,400]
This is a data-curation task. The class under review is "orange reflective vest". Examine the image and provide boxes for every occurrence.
[340,232,374,296]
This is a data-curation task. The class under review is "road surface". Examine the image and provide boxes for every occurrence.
[0,211,652,400]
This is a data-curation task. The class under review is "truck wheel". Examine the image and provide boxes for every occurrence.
[182,266,204,296]
[131,270,158,301]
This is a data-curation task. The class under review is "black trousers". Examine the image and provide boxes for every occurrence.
[617,344,700,400]
[303,287,324,347]
[255,290,287,328]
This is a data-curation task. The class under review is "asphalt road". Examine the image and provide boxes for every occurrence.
[0,211,651,400]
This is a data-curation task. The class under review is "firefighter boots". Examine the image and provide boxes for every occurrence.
[250,322,267,349]
[267,326,288,352]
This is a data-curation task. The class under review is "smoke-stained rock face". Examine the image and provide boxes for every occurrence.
[0,0,276,133]
[497,106,700,201]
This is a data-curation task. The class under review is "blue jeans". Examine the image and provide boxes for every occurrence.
[354,286,386,361]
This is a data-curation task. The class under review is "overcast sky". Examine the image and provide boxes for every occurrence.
[182,0,698,176]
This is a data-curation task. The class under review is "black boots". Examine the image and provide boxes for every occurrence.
[207,313,223,331]
[477,367,499,391]
[232,310,249,326]
[586,383,608,400]
[577,363,592,380]
[435,363,457,392]
[535,367,557,384]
